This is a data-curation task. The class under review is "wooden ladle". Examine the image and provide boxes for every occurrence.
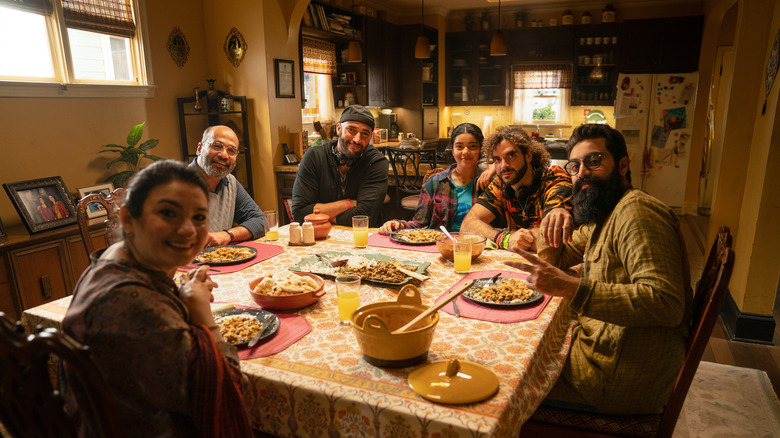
[392,279,475,334]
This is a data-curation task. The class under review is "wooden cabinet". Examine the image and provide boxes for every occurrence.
[507,27,574,62]
[446,31,508,106]
[366,17,401,107]
[176,88,253,198]
[0,222,107,320]
[572,23,621,106]
[400,24,439,140]
[275,170,297,226]
[619,16,703,73]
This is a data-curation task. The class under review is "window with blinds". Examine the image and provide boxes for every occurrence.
[511,64,572,124]
[0,0,150,95]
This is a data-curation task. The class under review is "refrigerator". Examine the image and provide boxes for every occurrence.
[614,73,698,212]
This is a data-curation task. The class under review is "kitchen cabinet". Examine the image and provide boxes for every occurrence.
[507,26,574,62]
[619,16,703,73]
[366,17,401,107]
[446,31,508,106]
[401,24,439,140]
[176,88,254,198]
[572,23,621,106]
[275,169,297,226]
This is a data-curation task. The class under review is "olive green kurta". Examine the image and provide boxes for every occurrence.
[538,189,692,414]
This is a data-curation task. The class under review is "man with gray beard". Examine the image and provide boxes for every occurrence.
[191,125,268,246]
[506,124,692,415]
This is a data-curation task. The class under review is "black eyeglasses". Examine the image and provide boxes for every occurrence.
[563,152,604,176]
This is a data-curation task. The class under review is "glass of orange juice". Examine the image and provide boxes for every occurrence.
[336,276,361,325]
[264,210,279,241]
[352,215,369,248]
[454,236,472,274]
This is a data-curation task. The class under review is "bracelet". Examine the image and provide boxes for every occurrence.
[206,324,219,331]
[493,229,503,244]
[347,199,351,209]
[502,232,512,249]
[224,229,234,242]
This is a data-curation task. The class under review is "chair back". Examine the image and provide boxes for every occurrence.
[385,147,438,196]
[76,188,126,255]
[656,226,734,437]
[0,312,125,438]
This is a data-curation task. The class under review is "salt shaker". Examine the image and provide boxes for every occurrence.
[302,222,315,244]
[289,222,301,244]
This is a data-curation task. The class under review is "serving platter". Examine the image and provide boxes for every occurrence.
[195,245,257,265]
[213,308,280,349]
[461,277,544,307]
[289,251,430,286]
[388,230,442,246]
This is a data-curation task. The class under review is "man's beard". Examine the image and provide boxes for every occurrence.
[338,137,363,159]
[501,160,528,186]
[197,153,234,180]
[572,168,625,226]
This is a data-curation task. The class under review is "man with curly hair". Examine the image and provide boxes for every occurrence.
[461,126,573,252]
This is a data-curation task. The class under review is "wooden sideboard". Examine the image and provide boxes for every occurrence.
[0,220,107,321]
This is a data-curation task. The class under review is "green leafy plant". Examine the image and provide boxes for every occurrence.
[100,122,163,188]
[532,102,556,121]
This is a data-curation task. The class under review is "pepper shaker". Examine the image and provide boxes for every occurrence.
[302,222,315,244]
[289,222,302,244]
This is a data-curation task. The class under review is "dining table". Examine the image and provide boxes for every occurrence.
[21,225,575,438]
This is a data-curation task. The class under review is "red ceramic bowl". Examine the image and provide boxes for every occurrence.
[248,272,325,310]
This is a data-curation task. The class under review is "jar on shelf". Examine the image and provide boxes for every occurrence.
[561,10,574,25]
[581,11,591,24]
[602,4,616,23]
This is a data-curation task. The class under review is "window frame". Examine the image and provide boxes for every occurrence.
[0,0,154,98]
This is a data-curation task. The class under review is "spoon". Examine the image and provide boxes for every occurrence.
[316,253,347,268]
[439,225,455,242]
[247,313,274,348]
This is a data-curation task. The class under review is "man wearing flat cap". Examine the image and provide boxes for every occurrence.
[292,105,388,227]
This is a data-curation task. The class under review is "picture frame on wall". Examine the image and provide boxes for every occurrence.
[0,216,6,243]
[77,183,115,219]
[275,59,295,98]
[3,176,77,234]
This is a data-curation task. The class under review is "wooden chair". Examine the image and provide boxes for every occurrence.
[385,146,438,215]
[521,226,735,438]
[0,312,126,438]
[76,188,126,255]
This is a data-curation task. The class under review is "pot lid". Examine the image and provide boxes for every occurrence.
[408,358,499,404]
[304,208,330,222]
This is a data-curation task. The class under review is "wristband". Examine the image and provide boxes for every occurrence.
[224,229,234,242]
[502,232,511,249]
[347,199,351,209]
[206,325,219,331]
[493,229,503,244]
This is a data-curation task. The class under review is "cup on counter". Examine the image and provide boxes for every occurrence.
[336,276,361,325]
[352,215,369,248]
[264,210,278,241]
[454,237,472,274]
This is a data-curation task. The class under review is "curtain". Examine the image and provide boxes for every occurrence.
[302,37,336,76]
[316,74,335,122]
[0,0,52,14]
[513,64,572,89]
[61,0,135,37]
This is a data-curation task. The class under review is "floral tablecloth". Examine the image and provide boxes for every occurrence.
[21,226,575,438]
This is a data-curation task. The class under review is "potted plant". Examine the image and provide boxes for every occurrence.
[514,10,528,28]
[100,122,163,187]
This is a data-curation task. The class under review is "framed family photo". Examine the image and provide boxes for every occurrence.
[78,183,115,219]
[3,176,77,234]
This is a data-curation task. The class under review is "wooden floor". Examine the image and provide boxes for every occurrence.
[680,214,780,399]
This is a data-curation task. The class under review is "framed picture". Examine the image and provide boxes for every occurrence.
[77,183,115,219]
[275,59,295,98]
[0,216,6,243]
[3,176,78,234]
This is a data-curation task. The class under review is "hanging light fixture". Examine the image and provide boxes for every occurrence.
[347,0,362,62]
[490,0,507,56]
[414,0,431,59]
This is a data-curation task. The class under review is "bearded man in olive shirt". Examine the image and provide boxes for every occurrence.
[507,124,692,414]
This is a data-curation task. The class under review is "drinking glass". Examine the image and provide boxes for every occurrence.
[454,237,472,274]
[264,210,279,241]
[336,276,361,325]
[352,215,369,248]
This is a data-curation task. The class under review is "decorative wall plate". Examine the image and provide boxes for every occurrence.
[166,27,189,68]
[224,27,247,67]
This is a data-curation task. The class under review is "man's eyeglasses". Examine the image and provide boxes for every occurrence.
[563,152,604,176]
[209,141,239,157]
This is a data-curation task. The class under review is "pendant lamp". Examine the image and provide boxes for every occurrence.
[414,0,431,59]
[490,0,507,56]
[347,0,362,62]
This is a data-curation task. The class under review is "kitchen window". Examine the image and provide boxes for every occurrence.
[0,0,153,98]
[511,64,572,125]
[301,37,336,125]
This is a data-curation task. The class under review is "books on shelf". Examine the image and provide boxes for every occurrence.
[305,2,357,36]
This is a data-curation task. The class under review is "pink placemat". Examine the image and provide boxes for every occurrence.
[367,233,441,253]
[436,270,552,323]
[178,241,284,274]
[233,305,312,360]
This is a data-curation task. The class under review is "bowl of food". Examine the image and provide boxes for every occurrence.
[249,271,325,310]
[350,285,438,368]
[435,233,487,261]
